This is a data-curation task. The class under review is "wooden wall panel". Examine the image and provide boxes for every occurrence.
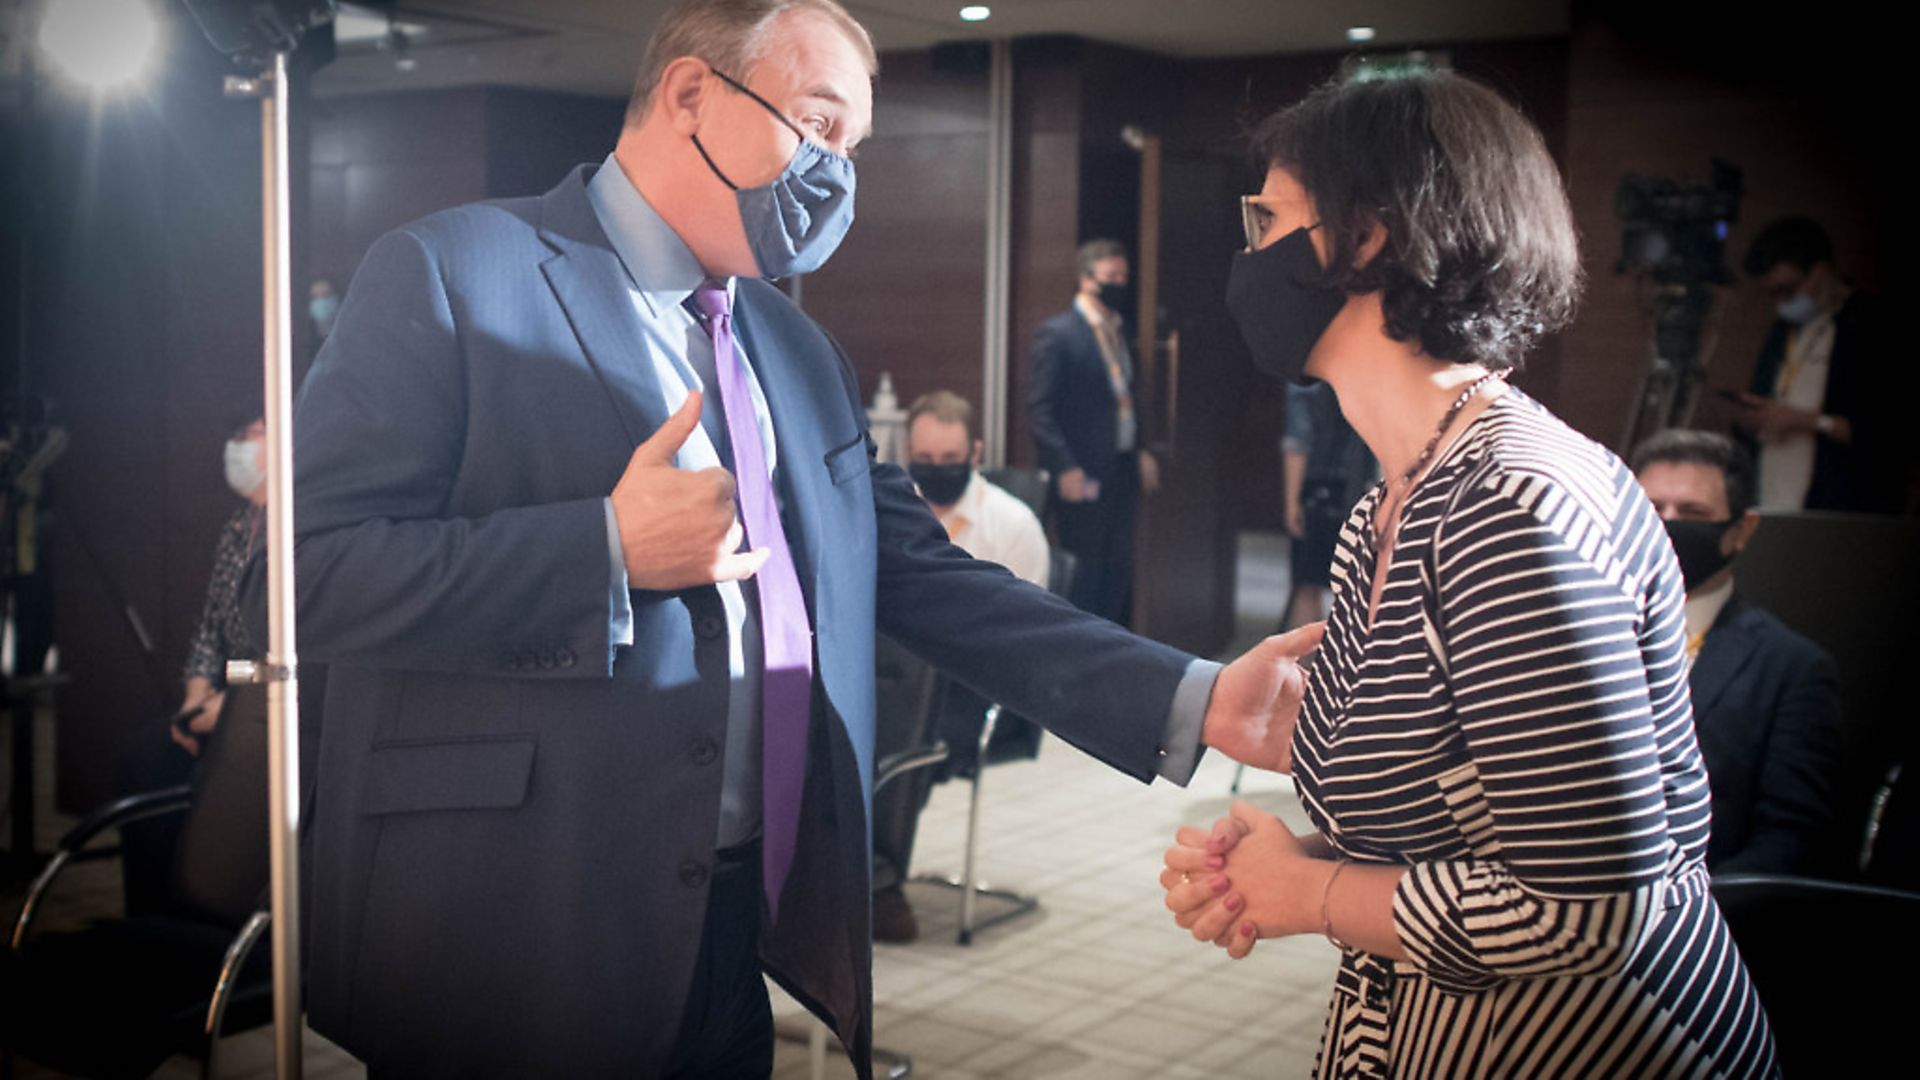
[801,50,990,415]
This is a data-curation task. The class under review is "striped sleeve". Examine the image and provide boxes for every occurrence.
[1390,472,1670,993]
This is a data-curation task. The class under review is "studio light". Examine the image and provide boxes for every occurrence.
[959,5,990,23]
[38,0,163,92]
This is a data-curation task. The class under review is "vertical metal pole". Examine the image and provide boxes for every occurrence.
[979,39,1013,468]
[260,50,305,1080]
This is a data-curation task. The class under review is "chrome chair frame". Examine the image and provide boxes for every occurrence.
[6,784,272,1080]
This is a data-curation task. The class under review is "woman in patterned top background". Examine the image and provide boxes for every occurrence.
[1160,73,1777,1077]
[115,413,268,914]
[172,415,268,754]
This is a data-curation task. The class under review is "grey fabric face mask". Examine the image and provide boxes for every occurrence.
[691,67,857,279]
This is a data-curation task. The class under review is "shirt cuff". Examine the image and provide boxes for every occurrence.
[604,498,634,649]
[1154,658,1220,785]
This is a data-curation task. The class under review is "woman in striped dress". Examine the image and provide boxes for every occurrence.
[1160,73,1778,1078]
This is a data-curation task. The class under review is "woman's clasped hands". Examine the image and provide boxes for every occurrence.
[1160,801,1334,960]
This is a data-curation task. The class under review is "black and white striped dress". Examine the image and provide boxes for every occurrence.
[1293,391,1778,1078]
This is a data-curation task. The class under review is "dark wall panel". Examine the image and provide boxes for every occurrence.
[485,88,627,200]
[1560,15,1889,450]
[35,15,303,811]
[32,69,625,814]
[802,50,990,415]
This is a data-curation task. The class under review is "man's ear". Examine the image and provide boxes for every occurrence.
[658,57,714,136]
[1725,508,1762,554]
[971,439,984,468]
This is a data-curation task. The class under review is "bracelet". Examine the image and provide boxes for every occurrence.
[1320,859,1351,948]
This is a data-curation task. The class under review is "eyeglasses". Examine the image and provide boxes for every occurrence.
[1238,195,1320,251]
[1239,195,1274,250]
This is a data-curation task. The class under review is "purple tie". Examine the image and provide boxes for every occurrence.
[690,281,812,922]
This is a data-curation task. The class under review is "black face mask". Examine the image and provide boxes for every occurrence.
[1225,226,1347,384]
[909,462,972,508]
[1096,282,1131,317]
[1664,518,1735,591]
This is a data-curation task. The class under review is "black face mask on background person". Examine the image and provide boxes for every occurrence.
[1664,518,1736,591]
[908,462,972,508]
[1096,282,1131,318]
[1225,226,1348,384]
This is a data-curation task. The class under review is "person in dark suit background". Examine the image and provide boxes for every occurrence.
[252,2,1319,1077]
[1632,429,1843,874]
[1028,239,1160,625]
[1735,215,1903,513]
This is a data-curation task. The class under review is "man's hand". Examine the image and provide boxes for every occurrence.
[612,392,770,591]
[1734,393,1819,442]
[1284,499,1306,539]
[1139,450,1160,496]
[1057,466,1095,503]
[1202,623,1324,772]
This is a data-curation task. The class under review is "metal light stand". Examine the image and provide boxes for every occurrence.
[222,51,303,1080]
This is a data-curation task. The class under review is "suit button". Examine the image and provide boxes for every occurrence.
[696,616,724,641]
[690,737,719,766]
[679,860,709,888]
[557,648,576,668]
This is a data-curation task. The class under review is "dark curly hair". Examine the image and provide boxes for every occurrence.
[1250,72,1583,371]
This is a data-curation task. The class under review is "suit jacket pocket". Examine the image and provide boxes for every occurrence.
[825,431,869,486]
[360,734,536,815]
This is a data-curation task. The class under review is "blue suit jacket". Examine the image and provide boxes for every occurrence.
[267,165,1195,1077]
[1027,306,1138,485]
[1690,595,1842,875]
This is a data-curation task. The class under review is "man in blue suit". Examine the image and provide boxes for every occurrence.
[1632,429,1842,875]
[263,2,1316,1076]
[1028,239,1160,625]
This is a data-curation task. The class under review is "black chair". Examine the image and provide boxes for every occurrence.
[1711,873,1920,1075]
[911,548,1077,945]
[980,465,1049,521]
[1,687,274,1079]
[1860,760,1918,892]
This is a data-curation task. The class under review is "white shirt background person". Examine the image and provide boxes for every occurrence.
[904,391,1049,588]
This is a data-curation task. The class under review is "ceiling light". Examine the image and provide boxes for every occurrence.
[1347,26,1377,43]
[39,0,163,92]
[959,6,991,22]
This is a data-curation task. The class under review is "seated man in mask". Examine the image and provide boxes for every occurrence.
[1632,429,1843,874]
[903,390,1048,587]
[871,390,1049,941]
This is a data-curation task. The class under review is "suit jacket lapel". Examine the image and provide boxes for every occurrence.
[537,166,671,447]
[1691,595,1760,720]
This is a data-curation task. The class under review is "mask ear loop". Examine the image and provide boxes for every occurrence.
[691,65,813,192]
[690,133,740,191]
[707,65,810,143]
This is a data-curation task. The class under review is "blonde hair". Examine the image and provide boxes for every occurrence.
[907,390,975,440]
[625,0,877,127]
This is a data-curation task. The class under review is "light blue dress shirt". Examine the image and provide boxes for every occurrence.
[589,156,773,848]
[585,156,1214,831]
